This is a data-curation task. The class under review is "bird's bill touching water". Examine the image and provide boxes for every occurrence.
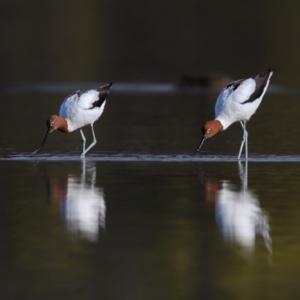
[33,129,51,154]
[33,115,68,154]
[194,135,207,155]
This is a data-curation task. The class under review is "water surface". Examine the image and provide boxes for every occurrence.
[2,1,300,299]
[1,159,300,300]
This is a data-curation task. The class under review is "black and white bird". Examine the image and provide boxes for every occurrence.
[195,69,273,159]
[34,82,113,158]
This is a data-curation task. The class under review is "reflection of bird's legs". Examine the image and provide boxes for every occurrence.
[81,159,86,184]
[90,163,96,185]
[238,160,248,190]
[81,162,97,185]
[238,120,248,160]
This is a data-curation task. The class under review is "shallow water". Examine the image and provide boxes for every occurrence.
[2,159,300,300]
[6,153,300,163]
[2,1,300,299]
[1,84,300,300]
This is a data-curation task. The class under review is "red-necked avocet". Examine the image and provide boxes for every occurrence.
[34,82,113,158]
[195,68,273,159]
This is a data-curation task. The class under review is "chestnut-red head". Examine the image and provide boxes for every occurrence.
[33,115,68,154]
[194,120,223,154]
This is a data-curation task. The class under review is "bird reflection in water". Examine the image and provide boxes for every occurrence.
[205,162,271,254]
[49,161,106,242]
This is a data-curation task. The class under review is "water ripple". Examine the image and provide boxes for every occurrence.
[2,153,300,162]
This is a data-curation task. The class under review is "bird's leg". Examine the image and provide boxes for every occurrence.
[237,122,245,159]
[244,121,248,160]
[80,129,86,159]
[80,124,97,159]
[238,120,248,160]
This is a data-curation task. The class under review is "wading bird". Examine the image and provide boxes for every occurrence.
[34,82,113,158]
[195,68,273,159]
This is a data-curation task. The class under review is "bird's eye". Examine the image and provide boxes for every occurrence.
[50,122,54,127]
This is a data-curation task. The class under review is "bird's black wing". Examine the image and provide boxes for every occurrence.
[242,68,272,104]
[89,82,113,109]
[226,79,245,91]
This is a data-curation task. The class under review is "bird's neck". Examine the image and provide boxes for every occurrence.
[210,119,224,136]
[64,118,91,133]
[215,117,233,130]
[57,118,69,133]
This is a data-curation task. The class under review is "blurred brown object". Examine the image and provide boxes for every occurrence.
[178,72,233,90]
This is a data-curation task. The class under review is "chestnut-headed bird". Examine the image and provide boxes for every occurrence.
[195,69,273,159]
[34,83,113,158]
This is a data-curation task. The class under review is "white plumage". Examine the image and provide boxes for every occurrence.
[195,69,273,159]
[34,82,113,158]
[60,89,106,132]
[215,76,271,129]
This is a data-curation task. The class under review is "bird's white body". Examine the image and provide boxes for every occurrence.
[195,69,273,159]
[34,83,113,158]
[60,89,106,132]
[215,76,272,130]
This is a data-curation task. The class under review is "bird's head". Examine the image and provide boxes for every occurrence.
[195,120,223,154]
[33,115,67,154]
[46,115,68,133]
[202,120,223,139]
